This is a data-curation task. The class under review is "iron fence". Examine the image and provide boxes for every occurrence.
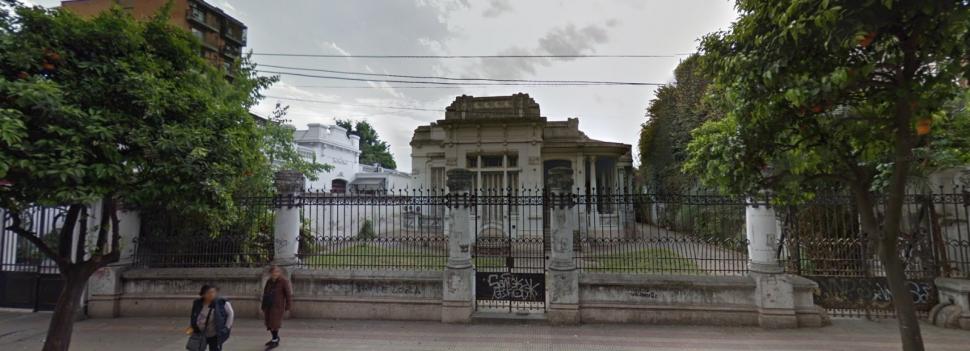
[781,187,970,318]
[0,206,65,310]
[297,189,449,270]
[573,190,750,275]
[132,196,275,268]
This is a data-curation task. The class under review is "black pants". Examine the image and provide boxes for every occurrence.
[205,336,221,351]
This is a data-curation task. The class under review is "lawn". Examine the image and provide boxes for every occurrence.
[303,244,503,269]
[585,248,700,274]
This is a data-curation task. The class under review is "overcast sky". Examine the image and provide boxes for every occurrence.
[28,0,738,172]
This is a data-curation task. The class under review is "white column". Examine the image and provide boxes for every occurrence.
[0,209,15,267]
[745,197,783,273]
[116,209,140,264]
[442,168,474,323]
[547,166,579,324]
[273,170,305,267]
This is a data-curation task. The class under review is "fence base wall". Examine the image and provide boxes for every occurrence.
[578,273,826,328]
[88,268,442,321]
[290,269,442,321]
[930,278,970,330]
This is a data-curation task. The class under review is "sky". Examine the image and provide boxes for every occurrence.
[26,0,738,172]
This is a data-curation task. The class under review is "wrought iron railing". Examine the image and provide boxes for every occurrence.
[780,187,970,318]
[129,187,969,284]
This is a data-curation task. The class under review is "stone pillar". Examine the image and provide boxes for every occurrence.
[87,207,139,318]
[745,197,782,274]
[546,167,580,324]
[745,196,825,328]
[441,169,475,323]
[116,209,140,265]
[273,170,304,267]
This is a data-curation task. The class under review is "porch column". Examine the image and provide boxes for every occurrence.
[547,167,580,324]
[442,168,475,323]
[273,170,304,267]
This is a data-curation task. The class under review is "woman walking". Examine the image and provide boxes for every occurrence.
[262,265,293,348]
[189,285,234,351]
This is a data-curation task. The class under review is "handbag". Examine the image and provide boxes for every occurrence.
[186,306,212,351]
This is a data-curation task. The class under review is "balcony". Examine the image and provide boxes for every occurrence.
[186,8,218,32]
[222,27,247,46]
[221,44,241,60]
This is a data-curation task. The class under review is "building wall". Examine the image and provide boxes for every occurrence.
[61,0,245,68]
[295,124,361,192]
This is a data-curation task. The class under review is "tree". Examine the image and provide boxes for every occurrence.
[335,119,397,169]
[686,1,970,350]
[639,55,718,192]
[0,3,286,350]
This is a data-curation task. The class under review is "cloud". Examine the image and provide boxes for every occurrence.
[538,24,609,56]
[474,22,612,79]
[482,0,513,18]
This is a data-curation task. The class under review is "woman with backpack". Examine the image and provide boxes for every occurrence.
[188,284,234,351]
[262,265,293,348]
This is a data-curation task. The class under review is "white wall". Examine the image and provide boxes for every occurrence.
[294,123,361,192]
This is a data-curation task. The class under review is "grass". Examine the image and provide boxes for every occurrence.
[587,248,700,274]
[303,244,503,269]
[303,244,699,274]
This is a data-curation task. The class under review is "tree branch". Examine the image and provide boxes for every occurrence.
[5,210,68,271]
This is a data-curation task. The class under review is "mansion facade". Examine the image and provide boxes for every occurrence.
[293,123,411,193]
[410,94,635,237]
[411,93,634,194]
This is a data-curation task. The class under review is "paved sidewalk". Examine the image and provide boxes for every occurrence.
[1,310,968,350]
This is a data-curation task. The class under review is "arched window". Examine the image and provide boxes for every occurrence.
[331,179,347,194]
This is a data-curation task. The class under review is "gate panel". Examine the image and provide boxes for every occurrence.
[1,206,65,311]
[473,189,547,313]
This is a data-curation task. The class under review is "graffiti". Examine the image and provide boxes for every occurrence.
[475,272,544,302]
[807,276,937,314]
[629,289,658,299]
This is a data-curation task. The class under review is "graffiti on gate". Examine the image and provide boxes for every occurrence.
[806,276,937,313]
[475,272,545,302]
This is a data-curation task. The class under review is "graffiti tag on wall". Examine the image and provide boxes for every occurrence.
[475,272,544,302]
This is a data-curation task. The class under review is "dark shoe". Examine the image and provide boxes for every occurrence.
[265,338,279,346]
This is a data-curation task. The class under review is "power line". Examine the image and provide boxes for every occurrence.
[289,85,640,89]
[263,95,442,112]
[259,64,662,86]
[258,70,661,86]
[253,53,692,59]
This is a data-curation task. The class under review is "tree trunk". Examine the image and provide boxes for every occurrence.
[42,266,93,351]
[878,236,924,351]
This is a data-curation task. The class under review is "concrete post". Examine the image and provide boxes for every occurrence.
[546,167,580,324]
[745,195,824,328]
[273,170,305,267]
[116,209,140,265]
[745,197,783,274]
[441,168,475,323]
[87,207,139,318]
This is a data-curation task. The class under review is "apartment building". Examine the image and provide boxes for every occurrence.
[61,0,246,70]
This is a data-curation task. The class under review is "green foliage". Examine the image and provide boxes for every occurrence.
[0,4,275,233]
[335,119,397,169]
[258,103,331,184]
[357,219,376,240]
[639,55,720,192]
[686,0,970,202]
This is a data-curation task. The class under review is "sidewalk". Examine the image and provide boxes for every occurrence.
[1,310,967,350]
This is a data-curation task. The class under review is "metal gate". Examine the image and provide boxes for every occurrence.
[0,207,65,311]
[779,191,966,318]
[473,189,547,313]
